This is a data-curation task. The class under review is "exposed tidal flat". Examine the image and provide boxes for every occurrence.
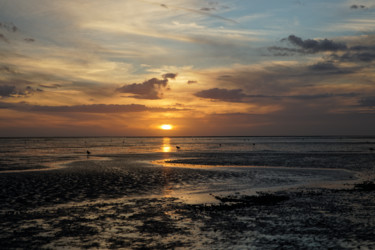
[1,137,375,249]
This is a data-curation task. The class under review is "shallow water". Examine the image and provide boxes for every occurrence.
[1,136,375,170]
[1,136,375,249]
[1,136,374,195]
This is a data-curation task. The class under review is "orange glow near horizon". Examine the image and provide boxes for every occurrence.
[160,124,173,130]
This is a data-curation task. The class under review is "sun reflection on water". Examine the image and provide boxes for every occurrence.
[162,137,171,153]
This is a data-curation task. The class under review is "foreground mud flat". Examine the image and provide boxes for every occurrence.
[0,157,374,249]
[1,186,375,249]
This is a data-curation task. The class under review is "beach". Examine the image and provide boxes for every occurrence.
[1,137,375,249]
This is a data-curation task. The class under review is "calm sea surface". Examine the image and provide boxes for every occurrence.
[1,136,375,171]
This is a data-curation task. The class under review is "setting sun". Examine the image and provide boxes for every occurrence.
[160,124,173,130]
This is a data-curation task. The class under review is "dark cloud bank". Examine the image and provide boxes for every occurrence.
[269,34,375,63]
[0,102,179,113]
[194,88,358,103]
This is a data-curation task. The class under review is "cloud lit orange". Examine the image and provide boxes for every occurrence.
[0,1,374,136]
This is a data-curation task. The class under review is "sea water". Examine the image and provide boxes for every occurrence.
[1,136,375,171]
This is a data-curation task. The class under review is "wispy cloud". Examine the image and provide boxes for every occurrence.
[0,22,18,33]
[0,34,9,43]
[138,0,237,24]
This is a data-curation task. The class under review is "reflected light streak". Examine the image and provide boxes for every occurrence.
[162,137,171,153]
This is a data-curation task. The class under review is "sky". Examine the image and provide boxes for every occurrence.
[0,0,375,136]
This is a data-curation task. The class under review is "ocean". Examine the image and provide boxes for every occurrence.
[1,136,375,169]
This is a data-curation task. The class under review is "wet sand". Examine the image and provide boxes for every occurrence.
[0,153,375,249]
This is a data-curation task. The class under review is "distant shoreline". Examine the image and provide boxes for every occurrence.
[1,135,375,139]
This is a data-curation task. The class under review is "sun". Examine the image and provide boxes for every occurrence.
[160,124,173,130]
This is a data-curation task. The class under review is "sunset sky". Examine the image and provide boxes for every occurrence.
[1,0,375,136]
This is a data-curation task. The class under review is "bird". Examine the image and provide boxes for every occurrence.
[87,150,91,155]
[176,146,181,150]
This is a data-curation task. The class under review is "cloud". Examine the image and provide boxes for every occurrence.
[162,73,178,79]
[0,21,37,44]
[29,104,157,113]
[0,102,180,113]
[268,35,348,56]
[0,85,16,97]
[267,46,300,56]
[157,2,237,24]
[195,88,248,102]
[0,22,18,33]
[281,35,347,53]
[358,96,375,107]
[0,65,15,74]
[350,45,375,51]
[332,51,375,63]
[39,84,62,89]
[202,62,361,97]
[202,110,375,136]
[24,38,35,43]
[0,34,9,43]
[117,77,169,99]
[0,85,42,98]
[327,41,375,63]
[287,93,358,100]
[194,87,358,103]
[201,1,230,11]
[350,5,366,9]
[0,22,21,44]
[138,0,236,23]
[307,62,352,74]
[308,62,339,71]
[21,86,43,95]
[200,7,216,11]
[269,34,375,66]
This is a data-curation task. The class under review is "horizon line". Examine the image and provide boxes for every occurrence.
[1,135,375,139]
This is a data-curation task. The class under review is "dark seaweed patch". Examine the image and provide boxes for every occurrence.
[214,193,289,206]
[354,180,375,191]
